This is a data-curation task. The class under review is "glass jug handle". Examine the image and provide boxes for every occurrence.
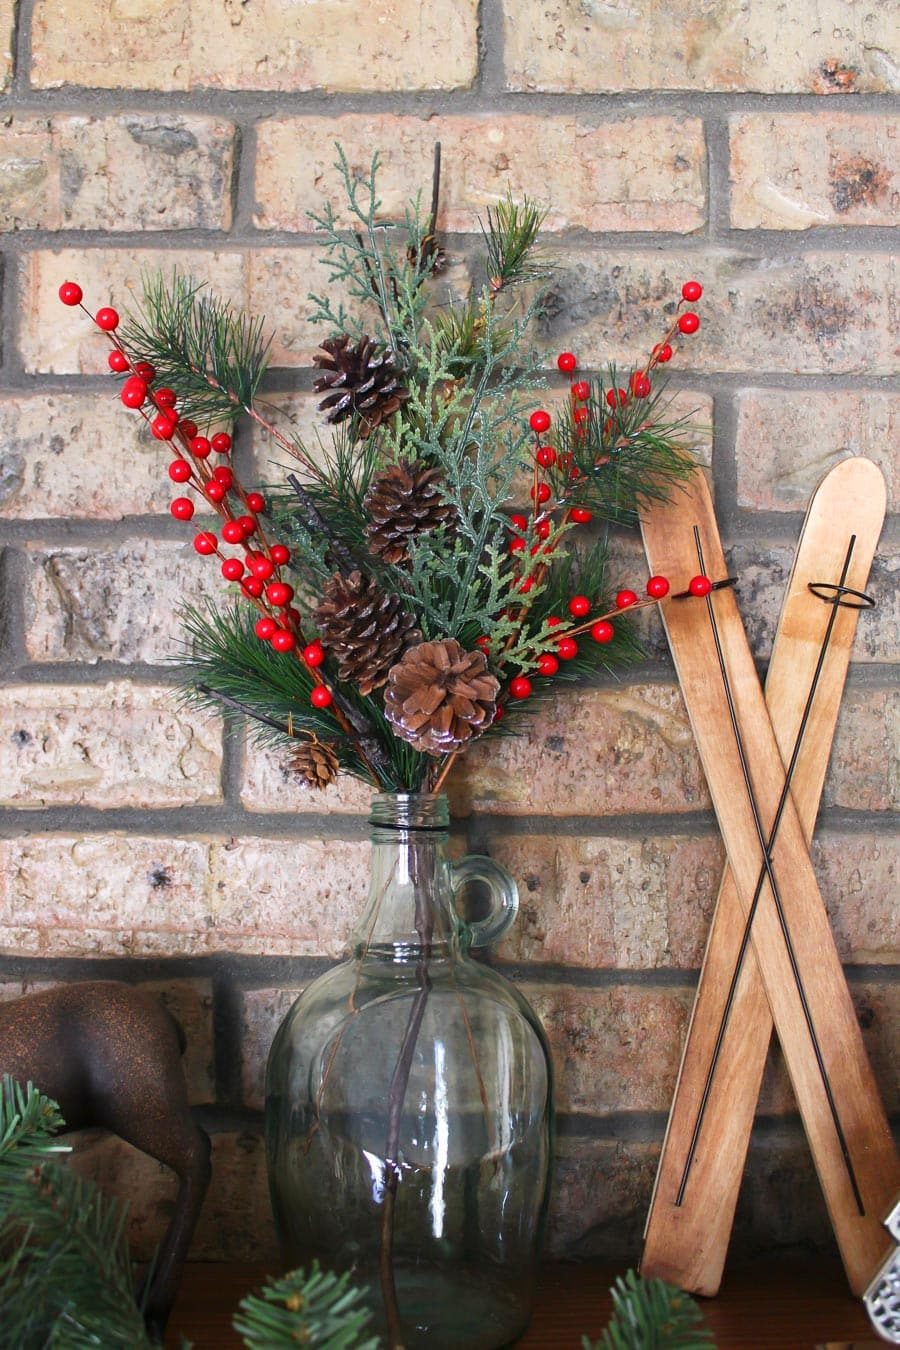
[450,855,519,949]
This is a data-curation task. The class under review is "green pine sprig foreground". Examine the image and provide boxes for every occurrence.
[1,1075,715,1349]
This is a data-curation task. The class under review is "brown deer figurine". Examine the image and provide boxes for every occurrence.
[0,980,211,1338]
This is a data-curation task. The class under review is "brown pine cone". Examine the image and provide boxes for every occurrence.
[384,638,500,755]
[313,570,421,697]
[363,459,456,565]
[312,335,409,438]
[289,736,339,790]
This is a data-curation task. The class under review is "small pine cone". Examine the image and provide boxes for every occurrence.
[312,335,410,438]
[384,638,500,755]
[289,736,339,791]
[314,570,421,697]
[363,459,456,565]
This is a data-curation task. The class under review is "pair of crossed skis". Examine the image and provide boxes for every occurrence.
[638,457,899,1299]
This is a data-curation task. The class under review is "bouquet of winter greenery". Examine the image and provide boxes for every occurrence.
[58,147,703,796]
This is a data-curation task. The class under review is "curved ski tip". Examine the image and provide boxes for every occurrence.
[816,455,887,513]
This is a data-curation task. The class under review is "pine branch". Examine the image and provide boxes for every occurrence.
[482,193,548,293]
[583,1269,715,1350]
[286,473,362,574]
[233,1262,378,1350]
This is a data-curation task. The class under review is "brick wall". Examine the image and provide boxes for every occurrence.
[0,0,897,1267]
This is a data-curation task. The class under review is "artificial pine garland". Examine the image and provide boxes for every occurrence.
[57,148,703,796]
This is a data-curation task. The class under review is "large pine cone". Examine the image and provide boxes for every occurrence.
[314,571,421,697]
[289,736,339,791]
[312,335,409,438]
[384,638,499,755]
[363,459,456,565]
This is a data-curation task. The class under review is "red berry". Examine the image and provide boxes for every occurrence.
[221,519,244,544]
[246,492,266,513]
[251,556,275,580]
[568,595,591,618]
[95,307,119,332]
[519,577,534,594]
[654,343,673,363]
[213,466,234,488]
[616,589,639,609]
[179,419,198,440]
[573,406,589,426]
[557,352,577,373]
[190,436,211,459]
[255,617,277,640]
[205,480,226,502]
[242,577,264,599]
[509,537,526,554]
[170,496,194,521]
[108,349,129,373]
[629,371,651,399]
[571,381,590,401]
[678,312,700,335]
[590,620,614,644]
[211,431,232,454]
[152,414,178,441]
[547,615,562,627]
[193,531,217,555]
[310,685,333,708]
[535,445,557,468]
[269,543,290,566]
[510,513,529,532]
[303,641,325,668]
[221,558,244,581]
[509,675,532,700]
[236,514,256,536]
[155,387,177,407]
[529,409,551,434]
[279,606,301,626]
[570,507,593,524]
[271,629,295,653]
[557,636,578,660]
[168,459,191,483]
[133,361,155,382]
[535,519,551,540]
[537,653,559,677]
[266,582,293,607]
[681,280,702,302]
[605,387,628,409]
[493,704,505,722]
[530,483,551,504]
[120,376,148,409]
[646,575,670,599]
[58,281,83,306]
[689,574,712,597]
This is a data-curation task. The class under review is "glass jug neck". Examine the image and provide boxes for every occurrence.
[352,793,459,959]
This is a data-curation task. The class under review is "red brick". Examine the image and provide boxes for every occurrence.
[241,740,372,816]
[824,687,897,812]
[238,986,307,1111]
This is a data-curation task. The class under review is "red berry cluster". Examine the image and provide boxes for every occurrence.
[59,282,335,713]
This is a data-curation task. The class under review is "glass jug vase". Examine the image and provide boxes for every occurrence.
[265,793,553,1349]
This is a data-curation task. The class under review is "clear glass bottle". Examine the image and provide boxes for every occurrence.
[265,793,553,1349]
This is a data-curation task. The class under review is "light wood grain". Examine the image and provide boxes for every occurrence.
[639,463,897,1296]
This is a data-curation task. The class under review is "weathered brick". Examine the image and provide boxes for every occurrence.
[724,539,898,665]
[238,985,307,1110]
[32,0,478,92]
[537,250,897,376]
[0,684,222,809]
[448,685,710,818]
[0,834,368,957]
[0,0,13,90]
[523,983,693,1117]
[0,394,176,519]
[488,832,722,971]
[25,539,221,663]
[19,249,248,374]
[734,391,898,513]
[824,687,898,812]
[255,115,706,234]
[730,113,899,229]
[503,0,899,94]
[815,831,899,964]
[0,114,235,231]
[70,1127,278,1262]
[241,740,372,815]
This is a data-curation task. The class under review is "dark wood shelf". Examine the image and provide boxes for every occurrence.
[167,1256,877,1348]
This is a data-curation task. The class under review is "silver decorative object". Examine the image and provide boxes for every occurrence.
[865,1198,900,1343]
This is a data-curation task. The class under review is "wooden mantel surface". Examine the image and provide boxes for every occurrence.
[166,1257,877,1348]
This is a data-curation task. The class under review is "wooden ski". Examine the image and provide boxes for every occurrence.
[639,460,897,1296]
